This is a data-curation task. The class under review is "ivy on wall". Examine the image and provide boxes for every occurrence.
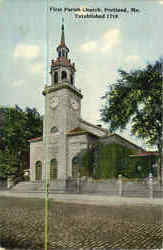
[94,143,135,179]
[78,143,158,179]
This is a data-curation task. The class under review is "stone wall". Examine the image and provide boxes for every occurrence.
[79,179,118,196]
[30,140,45,181]
[74,176,163,198]
[67,134,88,177]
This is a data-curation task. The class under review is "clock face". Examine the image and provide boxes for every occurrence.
[71,99,79,110]
[50,96,59,109]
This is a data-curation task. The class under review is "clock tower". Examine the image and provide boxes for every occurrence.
[42,24,83,180]
[28,23,145,189]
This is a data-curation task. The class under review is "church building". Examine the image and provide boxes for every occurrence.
[28,24,143,184]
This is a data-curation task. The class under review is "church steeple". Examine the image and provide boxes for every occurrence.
[61,24,65,46]
[50,23,76,86]
[56,23,69,59]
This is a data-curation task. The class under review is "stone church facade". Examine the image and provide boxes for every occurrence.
[29,24,144,183]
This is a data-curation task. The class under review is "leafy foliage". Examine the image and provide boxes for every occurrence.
[77,147,95,177]
[78,143,155,179]
[0,105,43,180]
[100,58,162,183]
[94,143,136,179]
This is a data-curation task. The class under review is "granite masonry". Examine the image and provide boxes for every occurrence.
[27,24,144,191]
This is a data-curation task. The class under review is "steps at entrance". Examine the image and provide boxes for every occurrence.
[11,180,162,197]
[12,182,44,192]
[48,180,66,193]
[11,180,67,193]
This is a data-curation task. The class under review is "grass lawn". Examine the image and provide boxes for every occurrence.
[0,196,162,249]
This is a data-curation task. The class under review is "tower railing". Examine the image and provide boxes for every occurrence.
[45,82,82,94]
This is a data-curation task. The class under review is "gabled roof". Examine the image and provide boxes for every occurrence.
[100,133,146,152]
[79,118,108,134]
[66,127,98,137]
[28,137,42,142]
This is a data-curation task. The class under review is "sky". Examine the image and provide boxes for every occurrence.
[0,0,163,150]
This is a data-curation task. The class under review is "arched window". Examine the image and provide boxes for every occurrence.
[61,71,67,80]
[50,126,58,133]
[35,161,42,181]
[54,72,58,83]
[72,156,80,178]
[50,159,57,180]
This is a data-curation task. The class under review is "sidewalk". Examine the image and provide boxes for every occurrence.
[0,190,162,206]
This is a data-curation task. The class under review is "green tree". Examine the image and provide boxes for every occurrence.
[0,148,17,177]
[0,105,43,181]
[100,58,162,184]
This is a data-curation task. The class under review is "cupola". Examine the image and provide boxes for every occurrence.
[50,24,76,86]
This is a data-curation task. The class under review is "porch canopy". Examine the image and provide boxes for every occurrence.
[129,151,159,176]
[129,151,159,157]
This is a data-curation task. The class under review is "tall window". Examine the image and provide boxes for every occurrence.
[35,161,42,181]
[61,71,67,80]
[54,72,58,83]
[72,156,80,178]
[50,159,57,180]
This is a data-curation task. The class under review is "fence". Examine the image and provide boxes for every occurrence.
[9,174,163,198]
[66,174,163,198]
